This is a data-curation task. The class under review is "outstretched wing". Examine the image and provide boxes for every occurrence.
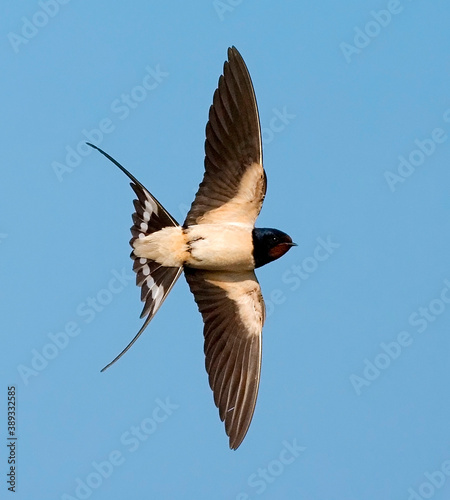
[86,143,182,372]
[184,268,265,449]
[184,46,266,227]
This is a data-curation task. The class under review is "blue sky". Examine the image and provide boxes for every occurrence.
[2,1,450,499]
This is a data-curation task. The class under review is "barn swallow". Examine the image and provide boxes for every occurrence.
[87,46,295,449]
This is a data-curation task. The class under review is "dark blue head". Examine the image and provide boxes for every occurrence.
[252,228,296,268]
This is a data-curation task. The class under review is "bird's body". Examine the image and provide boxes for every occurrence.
[134,223,254,271]
[88,47,295,449]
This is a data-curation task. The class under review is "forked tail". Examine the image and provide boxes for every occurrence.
[87,143,183,371]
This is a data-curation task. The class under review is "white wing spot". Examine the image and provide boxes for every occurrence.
[145,275,155,289]
[151,284,164,311]
[142,264,150,276]
[140,222,148,232]
[145,197,158,216]
[138,233,145,239]
[143,211,150,222]
[139,258,147,264]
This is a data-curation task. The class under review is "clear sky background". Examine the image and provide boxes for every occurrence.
[2,1,450,499]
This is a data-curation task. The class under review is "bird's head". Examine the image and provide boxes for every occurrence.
[252,228,297,268]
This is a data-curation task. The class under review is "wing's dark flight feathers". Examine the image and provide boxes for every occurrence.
[204,313,229,365]
[206,337,229,383]
[233,343,259,447]
[211,356,230,407]
[233,341,253,432]
[220,84,249,159]
[229,47,260,142]
[215,75,238,131]
[211,332,237,400]
[206,122,237,166]
[199,171,237,203]
[228,351,247,440]
[184,47,265,227]
[185,268,263,449]
[207,110,235,161]
[234,332,261,448]
[226,50,260,161]
[207,100,235,157]
[223,63,249,141]
[218,336,241,419]
[204,140,225,172]
[222,339,245,434]
[218,80,238,133]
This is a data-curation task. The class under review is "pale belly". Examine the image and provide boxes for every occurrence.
[185,224,255,271]
[132,223,255,271]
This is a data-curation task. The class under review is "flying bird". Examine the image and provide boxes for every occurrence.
[87,46,296,449]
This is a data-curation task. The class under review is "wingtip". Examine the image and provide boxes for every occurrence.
[229,435,244,450]
[228,46,241,61]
